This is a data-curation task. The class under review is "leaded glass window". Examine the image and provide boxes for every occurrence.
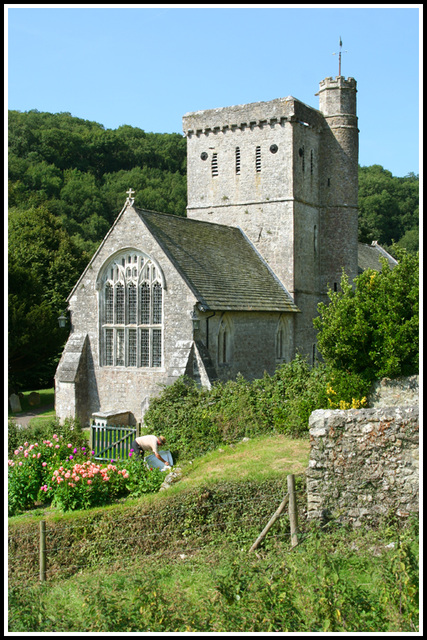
[100,251,163,368]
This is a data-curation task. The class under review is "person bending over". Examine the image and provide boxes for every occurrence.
[130,434,170,467]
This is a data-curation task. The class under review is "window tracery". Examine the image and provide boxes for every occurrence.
[99,251,163,368]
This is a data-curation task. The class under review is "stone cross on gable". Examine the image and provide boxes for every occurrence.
[126,188,135,205]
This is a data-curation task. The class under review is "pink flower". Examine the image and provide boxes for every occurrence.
[18,461,23,466]
[42,462,47,467]
[55,444,60,449]
[37,453,41,458]
[14,450,19,456]
[24,452,29,458]
[67,444,72,448]
[87,479,92,485]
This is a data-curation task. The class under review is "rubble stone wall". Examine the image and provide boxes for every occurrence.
[306,406,419,526]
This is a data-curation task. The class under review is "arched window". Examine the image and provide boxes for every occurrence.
[100,251,163,368]
[276,315,292,363]
[218,315,232,365]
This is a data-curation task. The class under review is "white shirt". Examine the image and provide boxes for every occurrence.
[135,435,160,454]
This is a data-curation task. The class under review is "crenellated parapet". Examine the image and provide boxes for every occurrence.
[183,96,325,137]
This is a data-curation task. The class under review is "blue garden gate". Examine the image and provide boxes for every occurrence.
[90,422,139,462]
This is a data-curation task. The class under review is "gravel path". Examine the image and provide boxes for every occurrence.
[11,405,55,428]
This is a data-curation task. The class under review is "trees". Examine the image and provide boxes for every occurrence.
[313,249,419,382]
[8,206,88,391]
[358,165,419,253]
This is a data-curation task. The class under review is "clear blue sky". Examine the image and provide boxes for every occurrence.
[6,5,421,178]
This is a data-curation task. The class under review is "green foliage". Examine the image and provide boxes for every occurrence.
[123,455,165,498]
[8,206,88,390]
[358,165,419,252]
[7,420,165,515]
[144,355,373,461]
[314,248,419,382]
[8,517,419,632]
[8,110,187,389]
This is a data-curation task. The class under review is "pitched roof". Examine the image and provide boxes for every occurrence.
[136,207,299,313]
[358,241,398,274]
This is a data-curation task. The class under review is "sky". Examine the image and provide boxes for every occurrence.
[6,4,422,178]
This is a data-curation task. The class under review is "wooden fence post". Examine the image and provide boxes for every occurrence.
[249,494,289,552]
[287,474,299,547]
[39,520,46,582]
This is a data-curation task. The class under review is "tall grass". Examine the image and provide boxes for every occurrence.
[8,516,419,633]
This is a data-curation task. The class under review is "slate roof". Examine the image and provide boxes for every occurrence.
[136,207,299,313]
[358,241,398,274]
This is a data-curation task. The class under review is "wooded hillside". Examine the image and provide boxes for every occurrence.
[8,109,419,391]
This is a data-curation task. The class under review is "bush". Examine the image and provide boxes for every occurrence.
[144,355,372,460]
[8,435,90,516]
[314,248,419,382]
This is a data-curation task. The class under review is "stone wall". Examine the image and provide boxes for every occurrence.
[306,406,419,526]
[368,375,419,408]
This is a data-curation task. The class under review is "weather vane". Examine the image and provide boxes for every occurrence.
[332,37,347,77]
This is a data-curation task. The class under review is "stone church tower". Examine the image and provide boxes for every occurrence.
[183,76,359,360]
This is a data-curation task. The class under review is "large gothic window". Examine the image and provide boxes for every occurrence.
[100,251,163,368]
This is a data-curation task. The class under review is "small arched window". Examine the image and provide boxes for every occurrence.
[276,315,292,363]
[218,315,232,365]
[100,251,164,368]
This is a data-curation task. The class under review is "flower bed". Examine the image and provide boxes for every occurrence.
[8,436,164,516]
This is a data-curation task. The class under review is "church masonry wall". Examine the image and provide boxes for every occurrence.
[64,206,198,426]
[194,310,294,383]
[185,98,327,360]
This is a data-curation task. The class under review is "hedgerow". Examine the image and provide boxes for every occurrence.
[144,355,372,462]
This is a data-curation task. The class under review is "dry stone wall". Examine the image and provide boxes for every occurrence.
[306,406,419,526]
[368,375,419,408]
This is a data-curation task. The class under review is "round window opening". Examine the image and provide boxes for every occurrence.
[200,152,208,161]
[270,144,278,154]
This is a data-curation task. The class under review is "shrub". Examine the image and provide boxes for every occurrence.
[123,452,165,498]
[314,248,419,382]
[144,354,375,460]
[7,435,90,516]
[49,460,129,512]
[8,431,166,515]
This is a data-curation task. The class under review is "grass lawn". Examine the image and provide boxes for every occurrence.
[176,433,310,489]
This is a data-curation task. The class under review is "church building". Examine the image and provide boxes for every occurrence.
[55,75,360,427]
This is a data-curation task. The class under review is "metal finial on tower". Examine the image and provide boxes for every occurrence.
[332,37,347,77]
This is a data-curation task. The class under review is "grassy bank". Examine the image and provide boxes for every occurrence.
[8,514,419,633]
